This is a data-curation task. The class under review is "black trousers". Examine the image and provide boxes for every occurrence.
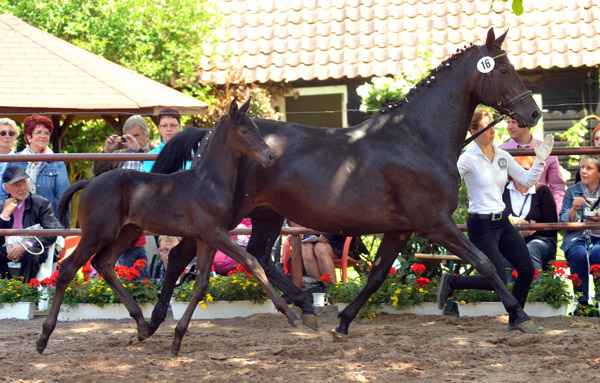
[451,215,534,323]
[0,248,44,283]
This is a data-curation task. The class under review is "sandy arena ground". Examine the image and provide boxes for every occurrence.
[1,306,599,383]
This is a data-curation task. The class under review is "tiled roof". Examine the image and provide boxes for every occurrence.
[199,0,600,84]
[0,14,206,118]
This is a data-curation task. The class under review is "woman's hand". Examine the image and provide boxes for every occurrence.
[316,235,329,243]
[7,244,26,262]
[588,213,600,222]
[519,219,536,237]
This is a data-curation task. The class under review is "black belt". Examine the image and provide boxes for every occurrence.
[468,212,504,221]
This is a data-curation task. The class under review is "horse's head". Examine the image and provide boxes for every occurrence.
[477,28,541,128]
[225,98,276,168]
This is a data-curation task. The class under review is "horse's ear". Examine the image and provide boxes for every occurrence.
[239,97,251,114]
[229,99,239,117]
[485,27,495,52]
[495,29,508,49]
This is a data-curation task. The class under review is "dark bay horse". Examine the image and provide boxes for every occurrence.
[147,28,542,340]
[36,99,300,356]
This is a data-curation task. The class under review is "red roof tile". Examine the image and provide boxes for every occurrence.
[199,0,600,84]
[0,14,206,118]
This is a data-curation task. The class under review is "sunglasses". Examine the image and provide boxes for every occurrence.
[0,131,16,137]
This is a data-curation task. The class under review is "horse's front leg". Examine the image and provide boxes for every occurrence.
[427,215,536,333]
[207,230,301,327]
[333,231,411,341]
[148,237,197,336]
[171,240,215,356]
[247,211,317,330]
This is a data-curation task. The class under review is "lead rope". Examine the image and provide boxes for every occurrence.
[463,115,505,148]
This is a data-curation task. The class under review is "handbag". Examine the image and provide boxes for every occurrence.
[5,224,45,256]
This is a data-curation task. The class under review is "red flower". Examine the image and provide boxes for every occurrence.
[211,265,215,272]
[28,278,40,289]
[41,270,59,287]
[411,263,426,276]
[133,259,147,270]
[567,273,583,287]
[414,277,430,288]
[142,279,149,284]
[389,267,397,275]
[534,269,540,279]
[81,265,94,282]
[553,261,568,271]
[320,273,332,282]
[590,264,600,279]
[512,269,518,278]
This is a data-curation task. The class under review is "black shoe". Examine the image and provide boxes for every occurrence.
[437,272,454,310]
[508,323,543,332]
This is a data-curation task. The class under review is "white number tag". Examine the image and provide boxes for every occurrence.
[477,56,495,73]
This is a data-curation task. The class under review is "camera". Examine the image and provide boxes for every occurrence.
[116,136,127,143]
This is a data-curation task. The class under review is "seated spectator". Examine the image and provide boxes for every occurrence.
[502,162,558,283]
[301,233,364,285]
[213,218,251,276]
[0,165,59,282]
[560,155,600,314]
[0,118,19,176]
[0,115,69,217]
[150,235,181,285]
[575,122,600,183]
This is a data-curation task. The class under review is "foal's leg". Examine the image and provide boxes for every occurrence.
[148,237,197,335]
[333,231,411,341]
[92,225,150,341]
[426,215,536,332]
[171,240,215,356]
[247,211,317,330]
[207,230,300,326]
[37,237,106,354]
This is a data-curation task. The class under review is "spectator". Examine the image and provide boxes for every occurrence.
[0,118,19,177]
[559,155,600,315]
[92,115,153,175]
[575,122,600,183]
[143,107,185,172]
[0,165,59,282]
[437,108,553,332]
[499,117,565,214]
[150,235,181,285]
[301,233,364,285]
[92,115,152,279]
[502,170,558,283]
[213,218,251,276]
[0,115,69,217]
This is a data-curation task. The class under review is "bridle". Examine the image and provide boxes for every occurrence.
[463,45,533,148]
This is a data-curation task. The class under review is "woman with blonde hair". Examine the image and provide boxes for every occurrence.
[0,118,20,177]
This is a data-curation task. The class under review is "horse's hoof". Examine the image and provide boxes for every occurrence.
[35,341,46,355]
[137,329,149,342]
[515,320,540,334]
[331,328,348,342]
[301,314,318,331]
[170,348,179,357]
[290,318,301,328]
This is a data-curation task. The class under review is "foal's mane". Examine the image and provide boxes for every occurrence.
[380,43,480,114]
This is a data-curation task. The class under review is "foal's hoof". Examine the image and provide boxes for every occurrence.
[137,329,149,342]
[35,341,46,355]
[301,314,318,331]
[331,329,348,342]
[170,347,180,357]
[515,320,540,334]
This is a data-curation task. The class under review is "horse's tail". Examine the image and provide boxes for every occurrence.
[57,179,92,228]
[151,126,210,174]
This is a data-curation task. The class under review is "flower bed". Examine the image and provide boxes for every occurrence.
[58,303,155,321]
[171,300,276,320]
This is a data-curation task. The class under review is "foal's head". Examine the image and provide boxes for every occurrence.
[476,28,541,128]
[219,98,276,168]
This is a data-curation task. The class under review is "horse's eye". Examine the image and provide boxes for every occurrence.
[500,69,509,75]
[240,128,248,134]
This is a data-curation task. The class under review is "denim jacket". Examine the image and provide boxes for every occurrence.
[559,182,594,253]
[0,160,70,216]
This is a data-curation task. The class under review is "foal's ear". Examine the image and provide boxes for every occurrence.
[485,27,496,52]
[239,97,252,114]
[229,99,239,117]
[495,29,508,49]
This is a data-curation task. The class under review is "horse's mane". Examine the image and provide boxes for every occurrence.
[380,44,477,114]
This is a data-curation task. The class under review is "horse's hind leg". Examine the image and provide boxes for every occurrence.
[148,237,197,336]
[333,231,410,341]
[247,211,317,330]
[207,230,300,326]
[37,237,105,354]
[426,215,536,333]
[171,240,215,356]
[92,225,150,341]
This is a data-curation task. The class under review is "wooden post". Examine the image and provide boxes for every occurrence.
[290,234,303,289]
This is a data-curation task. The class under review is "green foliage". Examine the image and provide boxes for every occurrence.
[59,275,159,307]
[0,278,41,303]
[555,114,600,168]
[173,271,270,304]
